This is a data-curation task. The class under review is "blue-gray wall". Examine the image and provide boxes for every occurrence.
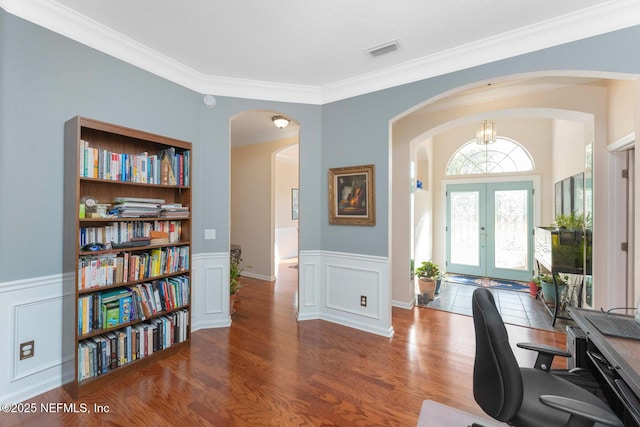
[2,8,640,280]
[0,10,321,282]
[320,25,640,257]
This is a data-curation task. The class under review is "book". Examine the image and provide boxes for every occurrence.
[104,331,118,370]
[160,148,177,185]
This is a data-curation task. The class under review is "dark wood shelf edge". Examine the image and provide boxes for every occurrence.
[78,242,192,256]
[78,269,191,295]
[77,304,191,340]
[80,217,191,223]
[79,177,190,189]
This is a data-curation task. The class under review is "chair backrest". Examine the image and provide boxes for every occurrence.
[472,287,524,422]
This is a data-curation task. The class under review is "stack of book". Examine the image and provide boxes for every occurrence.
[111,197,164,218]
[159,203,190,219]
[150,230,169,245]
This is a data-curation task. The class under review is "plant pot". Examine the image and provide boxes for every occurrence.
[528,281,539,298]
[540,281,567,305]
[418,278,436,301]
[230,293,237,314]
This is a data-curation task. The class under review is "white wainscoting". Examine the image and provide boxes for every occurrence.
[0,274,73,404]
[0,250,392,403]
[191,252,232,331]
[298,250,393,338]
[0,252,232,404]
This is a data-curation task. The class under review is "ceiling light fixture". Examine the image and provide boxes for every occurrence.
[272,116,290,129]
[476,120,497,145]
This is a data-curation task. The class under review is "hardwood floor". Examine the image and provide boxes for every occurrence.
[3,261,568,426]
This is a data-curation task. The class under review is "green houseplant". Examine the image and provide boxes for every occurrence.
[415,260,440,301]
[539,273,568,305]
[230,258,251,314]
[528,276,541,298]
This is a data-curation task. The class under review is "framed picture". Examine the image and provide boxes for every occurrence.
[555,181,563,217]
[562,177,573,215]
[291,188,299,220]
[328,164,375,225]
[573,173,584,215]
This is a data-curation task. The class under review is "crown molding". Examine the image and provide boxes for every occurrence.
[0,0,323,104]
[3,0,640,105]
[319,1,640,103]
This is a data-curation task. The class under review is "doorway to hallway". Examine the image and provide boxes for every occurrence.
[446,181,533,282]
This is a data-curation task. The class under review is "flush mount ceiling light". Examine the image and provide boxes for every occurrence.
[272,116,290,129]
[476,120,497,145]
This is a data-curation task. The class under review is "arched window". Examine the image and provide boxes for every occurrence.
[445,137,534,175]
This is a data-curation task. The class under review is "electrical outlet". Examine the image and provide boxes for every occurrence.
[204,229,216,240]
[20,340,34,360]
[360,295,367,307]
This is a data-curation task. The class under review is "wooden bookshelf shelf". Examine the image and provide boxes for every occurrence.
[77,269,191,295]
[63,116,193,398]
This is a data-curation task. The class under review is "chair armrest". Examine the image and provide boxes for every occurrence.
[517,342,572,371]
[539,395,623,427]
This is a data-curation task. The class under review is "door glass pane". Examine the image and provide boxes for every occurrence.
[450,191,479,266]
[494,189,528,270]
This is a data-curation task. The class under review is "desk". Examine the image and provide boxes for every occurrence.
[568,307,640,425]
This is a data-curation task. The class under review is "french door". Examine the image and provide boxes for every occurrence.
[446,181,533,282]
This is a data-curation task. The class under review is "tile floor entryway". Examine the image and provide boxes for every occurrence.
[421,279,571,332]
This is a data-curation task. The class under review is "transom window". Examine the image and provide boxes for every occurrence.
[446,137,534,175]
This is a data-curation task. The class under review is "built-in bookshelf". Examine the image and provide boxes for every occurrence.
[63,116,192,398]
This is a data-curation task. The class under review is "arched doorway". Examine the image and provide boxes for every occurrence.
[230,110,300,309]
[390,73,638,314]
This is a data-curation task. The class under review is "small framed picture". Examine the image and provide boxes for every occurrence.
[555,181,563,217]
[328,164,375,226]
[291,188,299,220]
[562,177,573,215]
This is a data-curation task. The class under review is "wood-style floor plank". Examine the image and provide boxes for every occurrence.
[1,262,567,426]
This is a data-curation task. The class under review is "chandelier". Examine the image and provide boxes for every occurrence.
[476,120,497,145]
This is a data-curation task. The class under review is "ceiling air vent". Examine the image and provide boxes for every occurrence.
[366,40,400,58]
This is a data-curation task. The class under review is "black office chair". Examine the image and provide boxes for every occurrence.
[471,287,622,427]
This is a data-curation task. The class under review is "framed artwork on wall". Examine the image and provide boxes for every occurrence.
[573,173,584,216]
[291,188,299,220]
[328,164,375,225]
[555,181,563,217]
[562,177,573,215]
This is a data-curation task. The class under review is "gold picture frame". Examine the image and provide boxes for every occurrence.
[328,164,375,225]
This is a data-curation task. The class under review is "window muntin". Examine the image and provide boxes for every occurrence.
[446,137,533,175]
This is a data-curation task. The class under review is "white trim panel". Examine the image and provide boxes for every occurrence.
[298,250,394,337]
[0,274,71,404]
[192,253,232,331]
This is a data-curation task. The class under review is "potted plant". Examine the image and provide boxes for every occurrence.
[230,258,251,314]
[539,273,568,305]
[415,260,440,301]
[528,276,541,299]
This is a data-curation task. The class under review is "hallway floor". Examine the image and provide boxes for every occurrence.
[421,279,571,332]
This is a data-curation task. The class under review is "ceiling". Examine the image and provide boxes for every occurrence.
[6,0,640,104]
[5,1,639,146]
